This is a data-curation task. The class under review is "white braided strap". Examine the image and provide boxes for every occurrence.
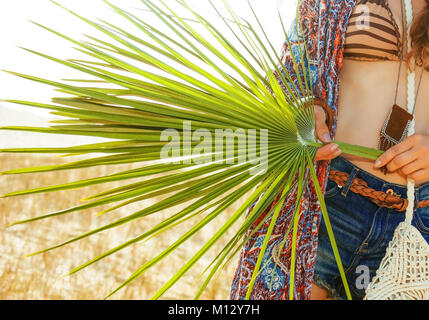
[364,0,429,300]
[405,63,416,225]
[405,0,416,224]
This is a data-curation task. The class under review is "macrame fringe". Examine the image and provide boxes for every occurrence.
[378,135,397,152]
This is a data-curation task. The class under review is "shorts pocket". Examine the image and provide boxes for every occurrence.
[324,178,341,199]
[414,208,429,235]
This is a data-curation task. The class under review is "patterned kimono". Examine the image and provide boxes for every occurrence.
[230,0,359,300]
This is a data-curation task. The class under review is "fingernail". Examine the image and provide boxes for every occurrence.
[330,144,338,151]
[323,133,331,141]
[374,160,381,167]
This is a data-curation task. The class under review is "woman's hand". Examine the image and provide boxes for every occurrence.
[314,104,342,161]
[374,134,429,183]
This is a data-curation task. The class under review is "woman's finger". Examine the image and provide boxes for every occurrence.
[315,143,341,161]
[314,105,331,143]
[408,168,429,182]
[383,146,424,173]
[399,155,429,176]
[374,134,422,169]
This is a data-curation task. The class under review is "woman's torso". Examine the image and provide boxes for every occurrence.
[335,0,429,186]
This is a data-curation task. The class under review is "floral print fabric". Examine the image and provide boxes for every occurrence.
[230,0,358,300]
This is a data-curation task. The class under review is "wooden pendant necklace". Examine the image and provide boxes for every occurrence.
[378,0,424,154]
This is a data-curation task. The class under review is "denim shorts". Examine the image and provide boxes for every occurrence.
[313,155,429,300]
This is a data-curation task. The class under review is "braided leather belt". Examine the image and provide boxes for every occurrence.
[328,169,429,212]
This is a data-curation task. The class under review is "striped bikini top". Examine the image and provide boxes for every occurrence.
[343,0,404,61]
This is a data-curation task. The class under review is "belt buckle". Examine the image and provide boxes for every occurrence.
[387,188,418,209]
[386,188,400,198]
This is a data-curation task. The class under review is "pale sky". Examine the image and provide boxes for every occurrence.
[0,0,297,147]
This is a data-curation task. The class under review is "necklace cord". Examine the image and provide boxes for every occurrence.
[393,0,424,115]
[412,67,424,114]
[394,0,406,105]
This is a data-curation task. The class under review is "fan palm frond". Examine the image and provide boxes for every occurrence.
[0,0,382,299]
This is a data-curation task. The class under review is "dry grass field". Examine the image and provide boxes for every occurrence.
[0,153,246,300]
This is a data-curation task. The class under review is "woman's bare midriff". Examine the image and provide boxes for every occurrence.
[335,59,429,186]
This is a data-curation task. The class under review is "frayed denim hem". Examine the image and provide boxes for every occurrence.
[312,274,344,300]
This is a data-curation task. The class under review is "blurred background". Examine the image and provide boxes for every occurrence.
[0,0,296,299]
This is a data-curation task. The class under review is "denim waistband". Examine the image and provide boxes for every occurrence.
[328,155,429,208]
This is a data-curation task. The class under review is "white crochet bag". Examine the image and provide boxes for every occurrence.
[364,0,429,300]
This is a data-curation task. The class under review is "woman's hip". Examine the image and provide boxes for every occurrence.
[322,155,429,246]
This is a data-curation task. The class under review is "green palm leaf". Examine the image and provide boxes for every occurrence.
[1,0,382,299]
